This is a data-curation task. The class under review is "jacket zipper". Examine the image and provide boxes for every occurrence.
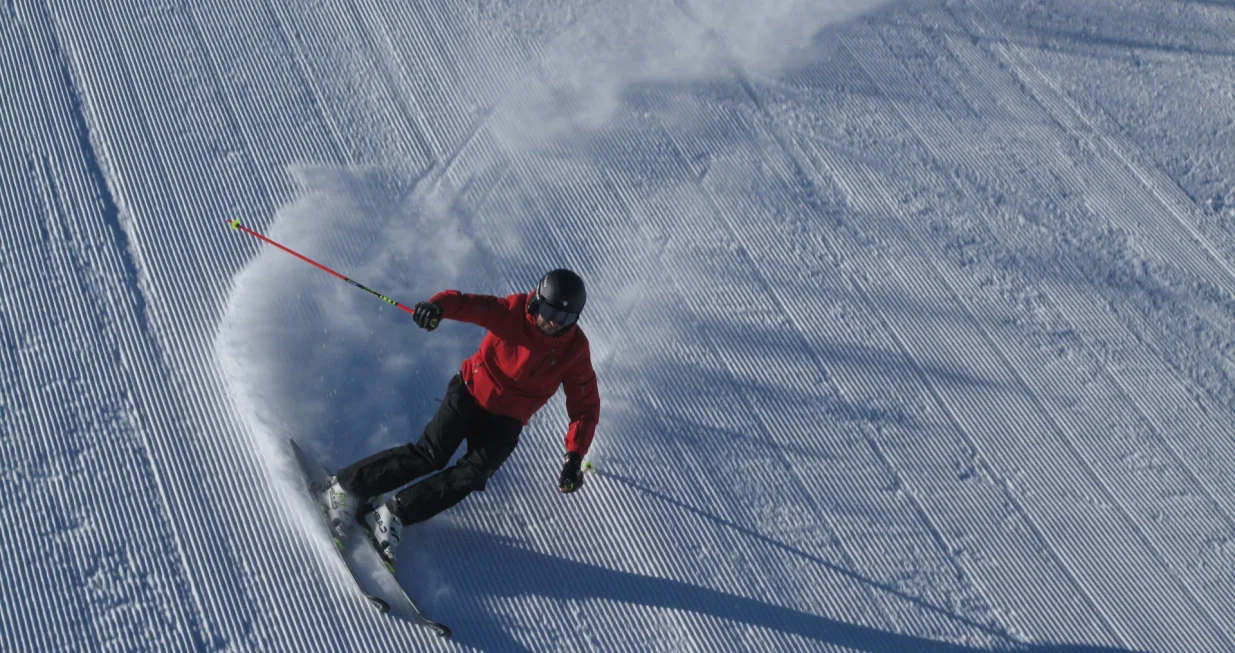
[528,346,558,378]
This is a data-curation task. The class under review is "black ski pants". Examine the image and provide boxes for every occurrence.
[334,374,522,524]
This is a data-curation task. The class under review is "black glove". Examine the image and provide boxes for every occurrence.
[559,452,584,493]
[412,301,442,331]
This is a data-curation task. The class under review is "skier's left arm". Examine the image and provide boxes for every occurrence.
[559,342,600,493]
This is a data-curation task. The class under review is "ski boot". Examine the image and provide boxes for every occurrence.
[366,500,404,569]
[322,477,358,539]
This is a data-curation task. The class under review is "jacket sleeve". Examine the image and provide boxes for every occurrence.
[429,290,520,336]
[562,339,600,458]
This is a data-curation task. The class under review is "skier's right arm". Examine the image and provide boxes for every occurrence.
[423,290,514,334]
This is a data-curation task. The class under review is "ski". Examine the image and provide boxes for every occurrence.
[289,439,393,614]
[358,510,453,639]
[289,439,452,639]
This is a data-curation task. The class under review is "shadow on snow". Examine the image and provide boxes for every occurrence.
[426,524,1140,653]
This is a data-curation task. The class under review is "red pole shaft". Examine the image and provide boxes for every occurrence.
[226,220,415,315]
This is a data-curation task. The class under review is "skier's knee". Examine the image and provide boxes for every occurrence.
[409,441,452,471]
[456,462,495,492]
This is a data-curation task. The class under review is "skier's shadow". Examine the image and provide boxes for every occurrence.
[415,525,1139,653]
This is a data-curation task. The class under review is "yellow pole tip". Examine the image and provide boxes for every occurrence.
[229,220,241,230]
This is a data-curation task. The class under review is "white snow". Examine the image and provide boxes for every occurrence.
[3,0,1235,651]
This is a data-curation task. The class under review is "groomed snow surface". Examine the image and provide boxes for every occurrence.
[4,0,1235,651]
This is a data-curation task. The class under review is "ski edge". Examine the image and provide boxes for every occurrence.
[289,439,451,638]
[357,507,454,639]
[289,439,393,616]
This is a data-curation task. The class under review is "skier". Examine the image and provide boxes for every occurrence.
[323,269,600,563]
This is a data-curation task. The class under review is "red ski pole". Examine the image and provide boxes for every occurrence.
[226,219,416,316]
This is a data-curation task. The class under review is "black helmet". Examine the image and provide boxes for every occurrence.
[529,269,586,326]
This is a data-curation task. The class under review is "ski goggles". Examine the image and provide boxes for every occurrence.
[534,299,579,327]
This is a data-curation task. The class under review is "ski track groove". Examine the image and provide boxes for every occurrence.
[839,8,1235,649]
[387,0,484,166]
[607,369,772,649]
[843,21,1186,647]
[472,149,742,645]
[729,135,1013,643]
[0,218,91,653]
[935,3,1235,629]
[196,2,337,191]
[13,6,209,651]
[265,0,377,264]
[564,162,771,649]
[792,20,1127,648]
[48,3,257,647]
[179,4,396,648]
[259,0,352,166]
[923,1,1235,637]
[567,118,919,647]
[840,30,1135,636]
[315,0,436,173]
[339,0,438,166]
[690,238,911,636]
[44,1,415,649]
[650,17,1022,644]
[4,26,143,646]
[32,152,195,652]
[957,4,1235,517]
[689,103,988,641]
[854,15,1076,632]
[596,187,785,651]
[1026,59,1235,290]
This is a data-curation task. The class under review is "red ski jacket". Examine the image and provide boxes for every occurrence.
[429,289,600,457]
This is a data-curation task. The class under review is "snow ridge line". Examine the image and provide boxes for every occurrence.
[927,3,1235,634]
[835,22,1127,645]
[470,138,788,645]
[575,118,975,644]
[651,21,1019,642]
[25,6,211,651]
[974,31,1235,520]
[179,3,400,646]
[46,6,151,341]
[848,13,1234,650]
[51,3,264,646]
